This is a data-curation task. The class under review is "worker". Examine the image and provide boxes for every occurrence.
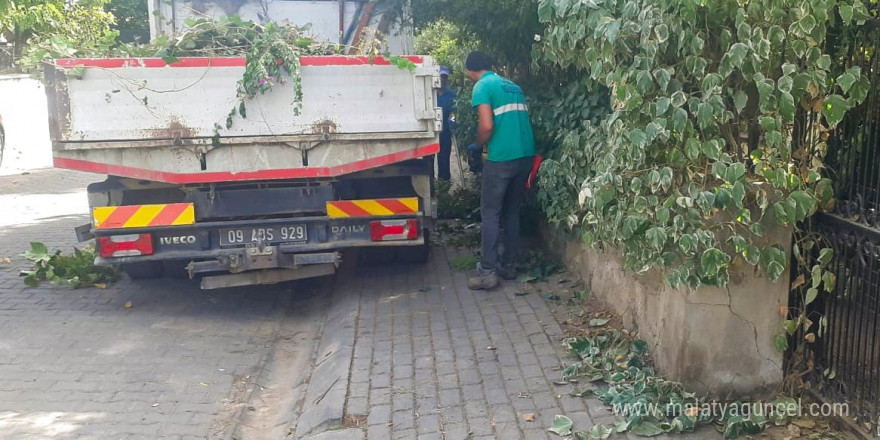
[436,66,457,181]
[464,51,536,290]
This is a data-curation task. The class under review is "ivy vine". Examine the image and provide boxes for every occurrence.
[535,0,872,291]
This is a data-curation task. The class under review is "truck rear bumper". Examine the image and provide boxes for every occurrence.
[93,213,426,266]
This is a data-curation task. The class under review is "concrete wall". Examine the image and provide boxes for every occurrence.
[0,75,53,174]
[545,221,791,396]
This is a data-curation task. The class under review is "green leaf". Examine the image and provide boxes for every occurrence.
[779,92,795,121]
[823,271,836,292]
[702,140,721,160]
[774,334,789,351]
[760,246,787,280]
[725,163,746,183]
[654,69,671,92]
[672,108,688,133]
[655,97,670,116]
[783,319,797,335]
[701,248,729,277]
[732,182,746,208]
[750,223,765,237]
[671,91,687,107]
[629,129,647,148]
[766,26,785,48]
[733,90,748,114]
[818,248,834,265]
[790,191,816,221]
[30,242,49,256]
[767,261,785,281]
[806,287,819,305]
[727,43,749,68]
[743,245,760,265]
[646,227,668,250]
[817,54,832,71]
[549,415,573,436]
[822,94,851,126]
[685,138,701,160]
[697,103,714,129]
[839,3,854,23]
[695,191,716,215]
[631,421,665,436]
[799,14,817,34]
[654,24,669,43]
[537,0,554,22]
[588,423,613,439]
[837,72,856,94]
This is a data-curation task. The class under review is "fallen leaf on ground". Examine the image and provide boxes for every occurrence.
[94,283,106,289]
[123,301,132,308]
[199,382,209,387]
[0,258,11,264]
[792,420,816,429]
[486,345,496,350]
[523,413,535,422]
[548,415,573,436]
[151,403,160,407]
[589,318,609,327]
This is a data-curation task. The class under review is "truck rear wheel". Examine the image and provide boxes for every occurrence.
[360,247,397,266]
[162,260,191,279]
[396,230,430,264]
[122,261,164,279]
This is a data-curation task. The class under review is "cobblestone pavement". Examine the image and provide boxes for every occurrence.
[0,168,716,440]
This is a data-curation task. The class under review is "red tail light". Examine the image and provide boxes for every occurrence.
[370,219,419,241]
[97,234,154,258]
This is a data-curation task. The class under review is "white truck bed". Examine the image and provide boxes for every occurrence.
[44,56,441,184]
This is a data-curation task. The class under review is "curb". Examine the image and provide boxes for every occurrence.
[294,276,360,438]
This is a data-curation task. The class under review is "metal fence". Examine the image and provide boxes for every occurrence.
[803,18,880,437]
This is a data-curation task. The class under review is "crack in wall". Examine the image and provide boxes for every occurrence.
[725,284,783,371]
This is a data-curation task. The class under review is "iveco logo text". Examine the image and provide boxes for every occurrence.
[160,235,197,245]
[331,225,365,234]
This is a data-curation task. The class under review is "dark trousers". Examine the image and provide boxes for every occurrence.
[480,156,532,271]
[438,132,452,181]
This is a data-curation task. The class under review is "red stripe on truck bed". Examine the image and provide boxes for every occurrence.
[54,143,440,184]
[53,56,425,69]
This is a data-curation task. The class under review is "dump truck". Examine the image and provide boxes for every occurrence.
[43,1,440,289]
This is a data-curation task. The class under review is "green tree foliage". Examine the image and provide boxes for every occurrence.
[408,0,543,75]
[535,0,872,289]
[105,0,149,42]
[414,19,476,74]
[0,0,115,58]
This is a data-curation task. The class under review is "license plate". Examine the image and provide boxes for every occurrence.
[219,225,308,246]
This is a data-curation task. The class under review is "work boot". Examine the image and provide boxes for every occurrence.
[467,265,499,290]
[497,264,517,281]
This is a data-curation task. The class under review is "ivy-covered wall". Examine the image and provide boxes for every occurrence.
[545,217,791,395]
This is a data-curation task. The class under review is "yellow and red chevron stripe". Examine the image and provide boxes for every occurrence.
[326,198,419,218]
[93,203,195,229]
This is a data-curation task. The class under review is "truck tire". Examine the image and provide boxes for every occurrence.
[360,247,397,266]
[122,261,164,279]
[162,260,191,279]
[396,230,430,264]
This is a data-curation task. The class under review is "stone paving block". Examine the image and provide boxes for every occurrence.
[392,428,416,440]
[416,413,441,434]
[366,423,390,440]
[302,428,366,440]
[367,404,392,427]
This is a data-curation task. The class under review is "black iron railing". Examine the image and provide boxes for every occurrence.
[804,18,880,437]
